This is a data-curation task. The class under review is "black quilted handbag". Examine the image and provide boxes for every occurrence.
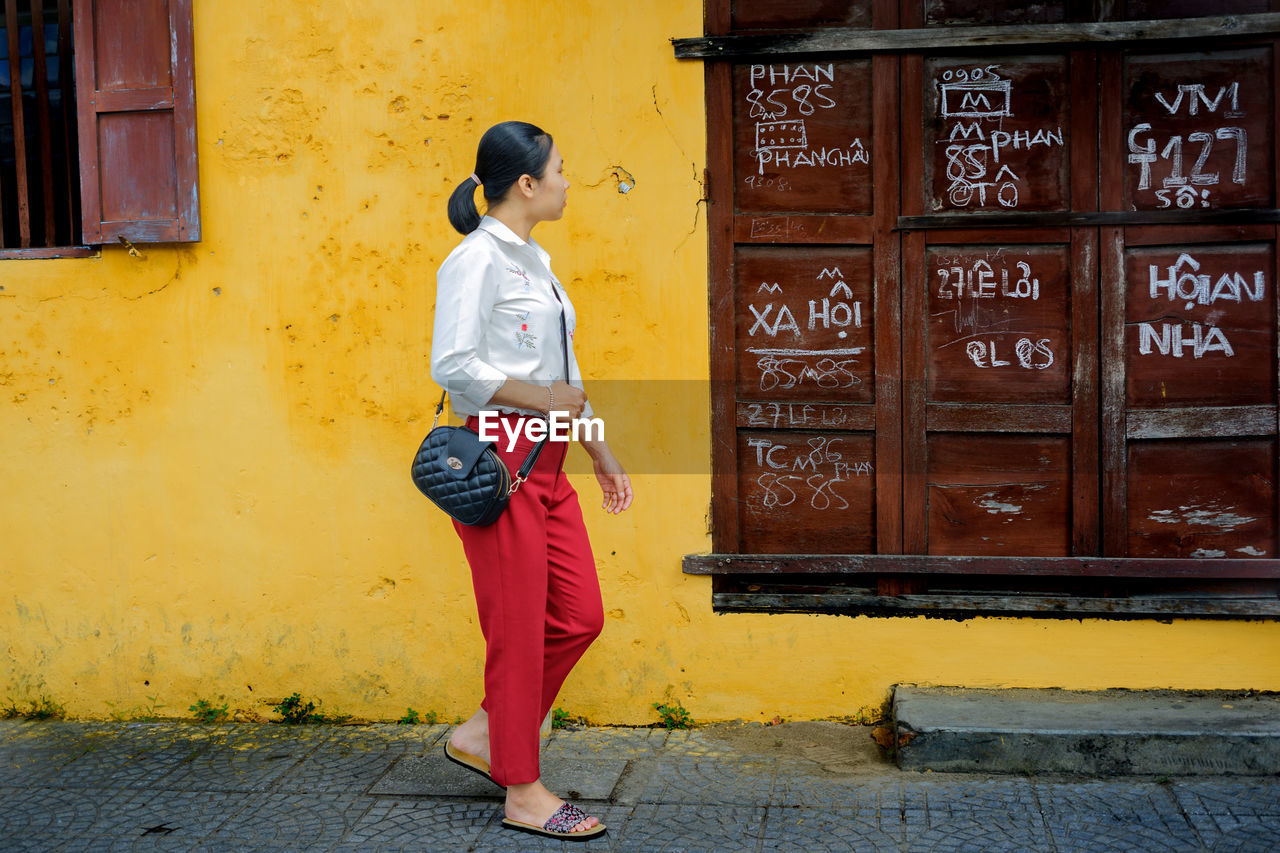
[413,290,569,526]
[409,394,545,526]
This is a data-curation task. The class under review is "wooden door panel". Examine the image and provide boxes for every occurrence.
[733,59,873,213]
[1123,47,1274,211]
[1122,0,1269,20]
[927,244,1072,404]
[735,247,875,403]
[1124,242,1276,407]
[923,0,1065,27]
[731,0,871,29]
[702,0,1280,584]
[926,434,1072,556]
[1127,438,1278,558]
[738,430,876,553]
[924,56,1070,213]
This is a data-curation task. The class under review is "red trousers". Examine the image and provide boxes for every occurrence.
[454,413,603,786]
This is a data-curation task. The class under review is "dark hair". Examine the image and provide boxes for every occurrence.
[447,121,554,234]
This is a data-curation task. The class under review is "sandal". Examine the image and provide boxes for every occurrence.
[443,741,504,789]
[502,802,607,841]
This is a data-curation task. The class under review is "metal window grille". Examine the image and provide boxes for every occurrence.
[0,0,78,249]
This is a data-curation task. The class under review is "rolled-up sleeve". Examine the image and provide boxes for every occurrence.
[431,242,508,411]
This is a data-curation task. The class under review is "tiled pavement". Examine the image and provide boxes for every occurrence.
[0,719,1277,851]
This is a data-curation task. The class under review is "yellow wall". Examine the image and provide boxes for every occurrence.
[3,1,1278,723]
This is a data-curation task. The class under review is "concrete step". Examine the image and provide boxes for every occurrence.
[892,686,1280,776]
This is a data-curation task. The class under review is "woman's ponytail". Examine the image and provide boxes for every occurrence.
[445,121,554,236]
[447,178,482,235]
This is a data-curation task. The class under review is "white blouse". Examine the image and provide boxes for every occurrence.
[431,216,591,417]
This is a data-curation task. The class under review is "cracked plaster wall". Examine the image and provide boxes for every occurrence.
[2,1,1278,722]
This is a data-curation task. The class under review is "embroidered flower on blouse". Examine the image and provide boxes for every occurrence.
[514,311,537,349]
[507,265,531,288]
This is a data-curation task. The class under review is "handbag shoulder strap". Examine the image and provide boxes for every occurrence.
[547,282,571,380]
[511,286,569,483]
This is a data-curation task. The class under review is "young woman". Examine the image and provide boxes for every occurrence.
[430,121,632,841]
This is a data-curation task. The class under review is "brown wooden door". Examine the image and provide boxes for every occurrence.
[696,0,1280,589]
[710,0,903,556]
[1101,43,1280,560]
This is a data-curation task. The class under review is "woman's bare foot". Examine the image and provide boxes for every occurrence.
[505,780,599,833]
[448,708,491,766]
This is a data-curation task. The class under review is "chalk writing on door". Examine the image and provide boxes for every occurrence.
[1135,252,1266,359]
[1128,82,1247,209]
[746,266,866,391]
[744,402,860,429]
[745,63,869,179]
[935,65,1064,209]
[745,435,871,511]
[931,252,1055,371]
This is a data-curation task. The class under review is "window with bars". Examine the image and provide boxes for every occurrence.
[0,0,77,249]
[0,0,198,258]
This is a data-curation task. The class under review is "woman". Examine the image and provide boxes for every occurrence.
[430,121,632,841]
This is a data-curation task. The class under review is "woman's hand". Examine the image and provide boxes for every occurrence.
[550,380,588,420]
[487,378,587,419]
[586,441,632,514]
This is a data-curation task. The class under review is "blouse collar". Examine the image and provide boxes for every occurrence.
[477,215,552,269]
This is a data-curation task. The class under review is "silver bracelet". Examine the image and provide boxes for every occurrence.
[548,385,554,416]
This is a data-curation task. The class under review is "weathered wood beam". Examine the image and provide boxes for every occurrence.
[684,553,1280,578]
[897,209,1280,230]
[1126,406,1277,440]
[674,13,1280,60]
[711,591,1280,617]
[925,403,1071,433]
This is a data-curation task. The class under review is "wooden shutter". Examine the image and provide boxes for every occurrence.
[73,0,199,243]
[899,38,1098,559]
[1101,44,1279,562]
[710,0,899,559]
[680,0,1280,614]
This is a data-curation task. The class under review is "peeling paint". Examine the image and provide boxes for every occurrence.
[1148,504,1258,529]
[977,491,1022,515]
[366,578,396,600]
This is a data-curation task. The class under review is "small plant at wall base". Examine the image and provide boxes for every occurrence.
[105,696,167,722]
[270,693,352,725]
[137,696,167,721]
[2,697,65,720]
[190,699,229,723]
[273,693,322,725]
[398,708,441,725]
[652,700,694,730]
[552,707,587,730]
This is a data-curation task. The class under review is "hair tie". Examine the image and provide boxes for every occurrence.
[470,173,481,187]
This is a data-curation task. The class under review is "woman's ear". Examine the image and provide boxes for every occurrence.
[515,173,537,199]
